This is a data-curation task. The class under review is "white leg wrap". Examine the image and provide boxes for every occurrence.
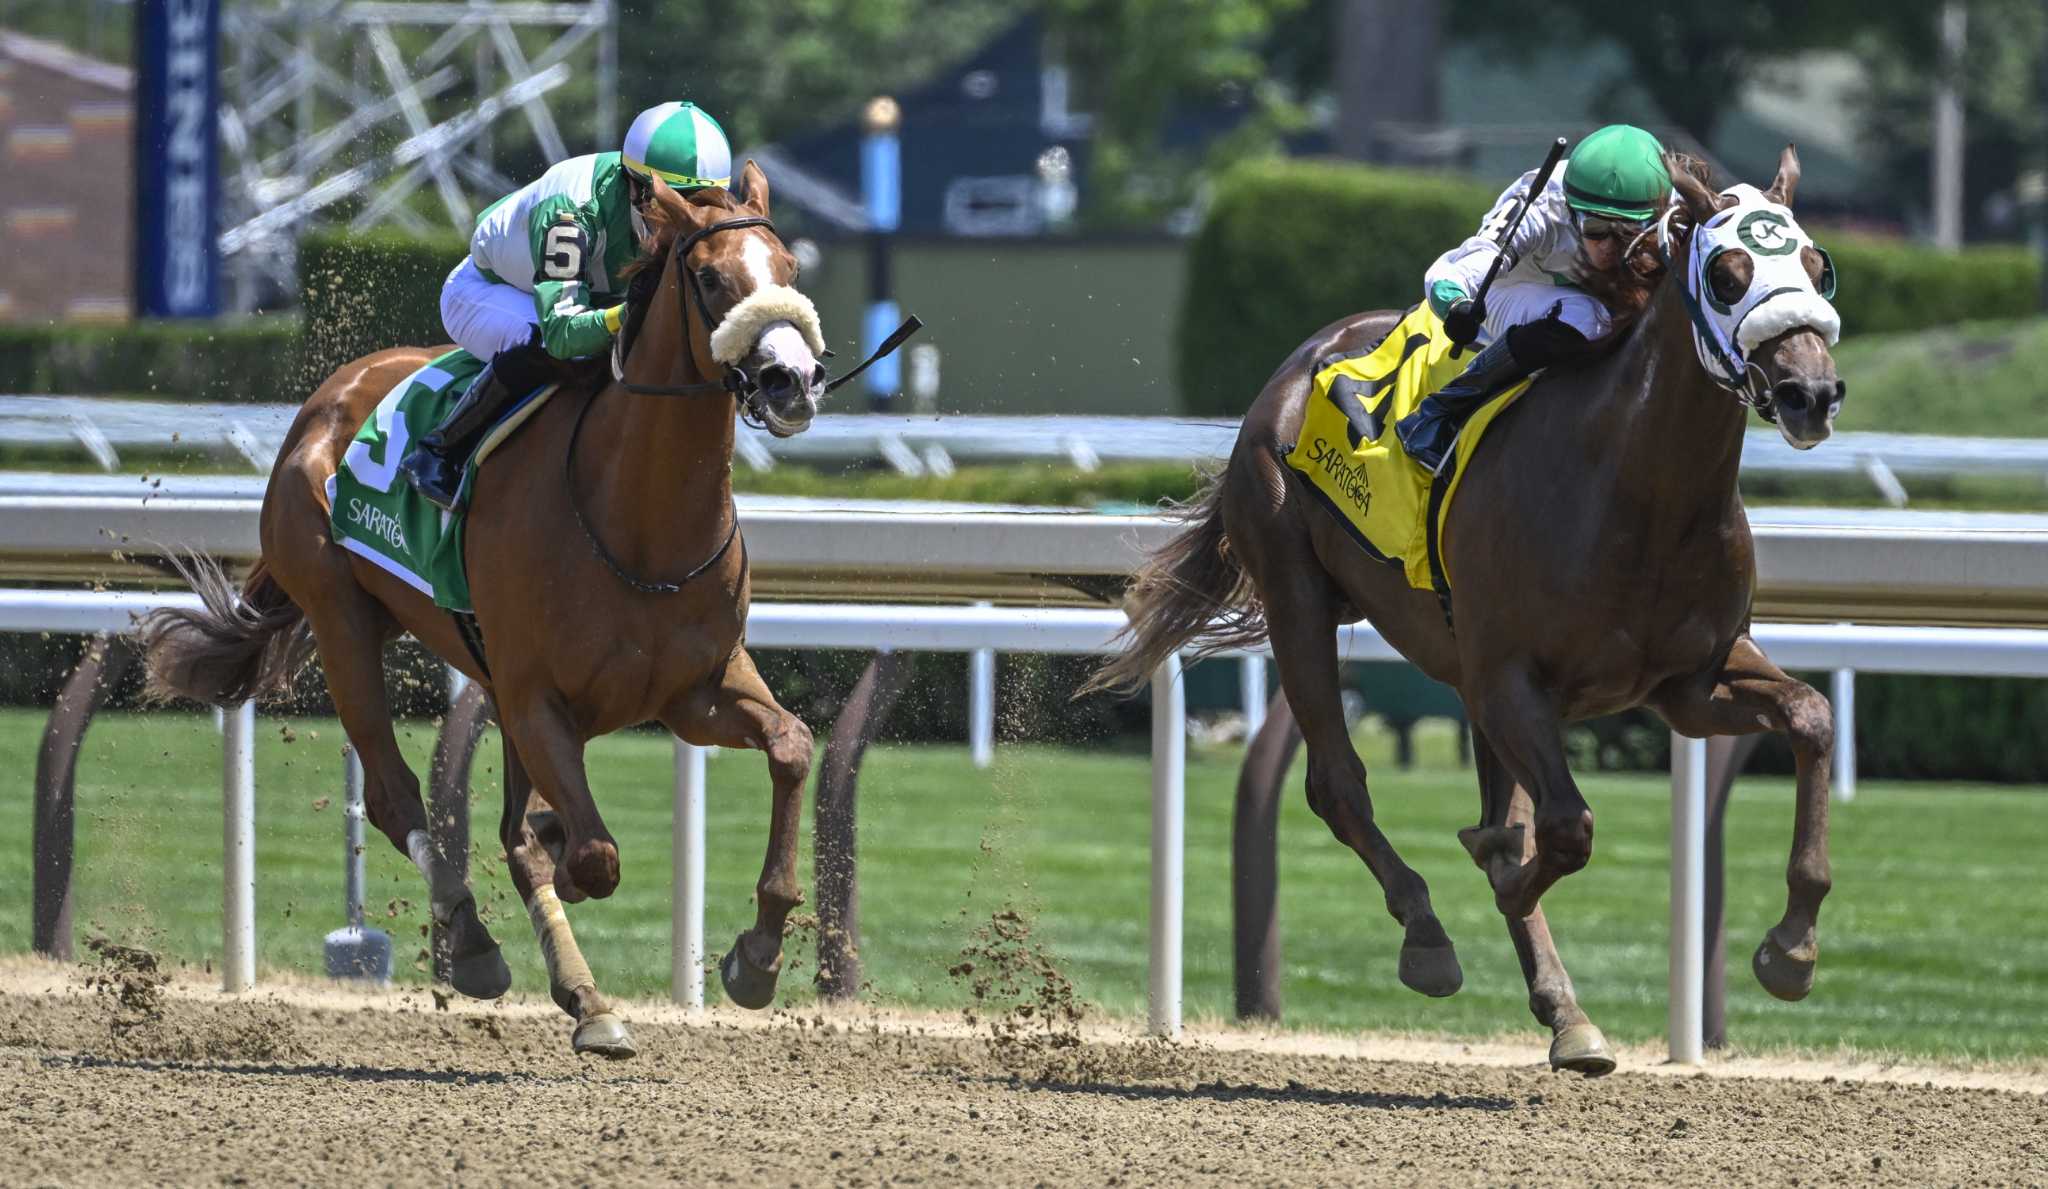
[407,828,466,925]
[527,885,597,996]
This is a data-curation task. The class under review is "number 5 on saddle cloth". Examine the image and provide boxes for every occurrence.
[325,348,562,613]
[1283,305,1540,614]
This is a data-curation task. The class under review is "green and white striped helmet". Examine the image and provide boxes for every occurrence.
[621,101,732,190]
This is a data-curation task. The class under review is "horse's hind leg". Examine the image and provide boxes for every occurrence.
[1262,577,1461,996]
[1461,729,1611,1075]
[497,736,633,1058]
[665,646,813,1011]
[1653,635,1833,1002]
[300,587,509,998]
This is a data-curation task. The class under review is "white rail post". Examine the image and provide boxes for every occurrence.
[1149,651,1186,1037]
[672,738,707,1010]
[1240,654,1267,740]
[223,700,257,993]
[969,602,995,769]
[343,746,366,928]
[1669,732,1706,1064]
[1831,666,1856,803]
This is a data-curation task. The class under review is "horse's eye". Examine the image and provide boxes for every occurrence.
[696,266,723,290]
[1710,250,1752,307]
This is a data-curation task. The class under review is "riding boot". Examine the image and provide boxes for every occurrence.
[1394,336,1530,475]
[395,343,557,509]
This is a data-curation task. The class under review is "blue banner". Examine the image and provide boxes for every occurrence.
[134,0,221,317]
[861,132,901,233]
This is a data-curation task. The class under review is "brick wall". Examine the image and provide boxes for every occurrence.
[0,31,133,324]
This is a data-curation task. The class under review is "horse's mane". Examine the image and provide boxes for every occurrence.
[620,177,740,280]
[610,178,744,371]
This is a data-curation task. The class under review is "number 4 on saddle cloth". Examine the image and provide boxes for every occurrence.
[325,348,563,613]
[1283,305,1539,611]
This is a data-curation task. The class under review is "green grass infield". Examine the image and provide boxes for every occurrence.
[2,708,2042,1062]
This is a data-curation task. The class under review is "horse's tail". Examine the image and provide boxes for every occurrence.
[1084,469,1266,696]
[137,554,315,706]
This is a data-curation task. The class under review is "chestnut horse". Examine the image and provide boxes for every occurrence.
[1094,149,1845,1074]
[141,164,826,1057]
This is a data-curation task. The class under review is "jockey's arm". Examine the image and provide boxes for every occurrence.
[532,276,622,360]
[1422,168,1556,319]
[528,211,622,360]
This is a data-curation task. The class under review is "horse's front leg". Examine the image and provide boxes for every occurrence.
[1466,665,1595,919]
[1462,727,1612,1075]
[495,688,620,904]
[1653,635,1833,1001]
[496,734,634,1058]
[665,645,814,1010]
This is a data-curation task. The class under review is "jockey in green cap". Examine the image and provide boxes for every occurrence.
[1397,123,1672,472]
[399,100,734,510]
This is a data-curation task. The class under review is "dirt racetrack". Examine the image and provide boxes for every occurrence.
[1,959,2043,1187]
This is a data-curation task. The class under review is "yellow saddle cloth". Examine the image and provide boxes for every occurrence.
[1283,306,1536,603]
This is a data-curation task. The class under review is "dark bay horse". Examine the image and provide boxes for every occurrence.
[140,164,825,1057]
[1094,149,1845,1074]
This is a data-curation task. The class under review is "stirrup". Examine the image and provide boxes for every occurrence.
[399,445,465,511]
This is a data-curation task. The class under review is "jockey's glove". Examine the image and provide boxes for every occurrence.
[1442,298,1485,348]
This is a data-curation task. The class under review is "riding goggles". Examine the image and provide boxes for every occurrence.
[1573,209,1653,242]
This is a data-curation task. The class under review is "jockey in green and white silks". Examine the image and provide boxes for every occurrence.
[399,101,734,510]
[1396,124,1673,473]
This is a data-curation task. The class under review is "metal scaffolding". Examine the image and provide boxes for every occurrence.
[216,0,616,309]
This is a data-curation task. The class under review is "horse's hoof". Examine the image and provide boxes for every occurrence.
[572,1012,637,1060]
[1753,933,1817,1002]
[1549,1022,1615,1076]
[719,933,782,1010]
[451,942,512,1000]
[1398,941,1463,998]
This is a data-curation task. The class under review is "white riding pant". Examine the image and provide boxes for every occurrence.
[440,257,540,360]
[1477,280,1610,347]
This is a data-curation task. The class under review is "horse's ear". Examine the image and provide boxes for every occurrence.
[1666,152,1728,222]
[646,174,694,226]
[737,159,770,214]
[1765,143,1801,208]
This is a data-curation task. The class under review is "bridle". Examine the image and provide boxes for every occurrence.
[1654,205,1783,424]
[567,211,921,595]
[614,215,779,420]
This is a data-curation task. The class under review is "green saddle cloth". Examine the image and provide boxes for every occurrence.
[326,349,490,612]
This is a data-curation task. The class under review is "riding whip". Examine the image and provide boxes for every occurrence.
[1451,136,1569,360]
[825,316,925,394]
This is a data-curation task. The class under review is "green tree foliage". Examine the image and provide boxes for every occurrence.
[1449,0,1910,145]
[1042,0,1313,226]
[1850,1,2047,241]
[613,0,1022,148]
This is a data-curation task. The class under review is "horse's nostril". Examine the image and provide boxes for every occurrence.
[760,365,797,396]
[1774,382,1810,413]
[811,363,828,389]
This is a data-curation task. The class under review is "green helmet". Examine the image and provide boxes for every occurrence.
[621,101,732,190]
[1563,124,1670,221]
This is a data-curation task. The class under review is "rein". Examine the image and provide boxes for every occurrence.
[568,212,922,595]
